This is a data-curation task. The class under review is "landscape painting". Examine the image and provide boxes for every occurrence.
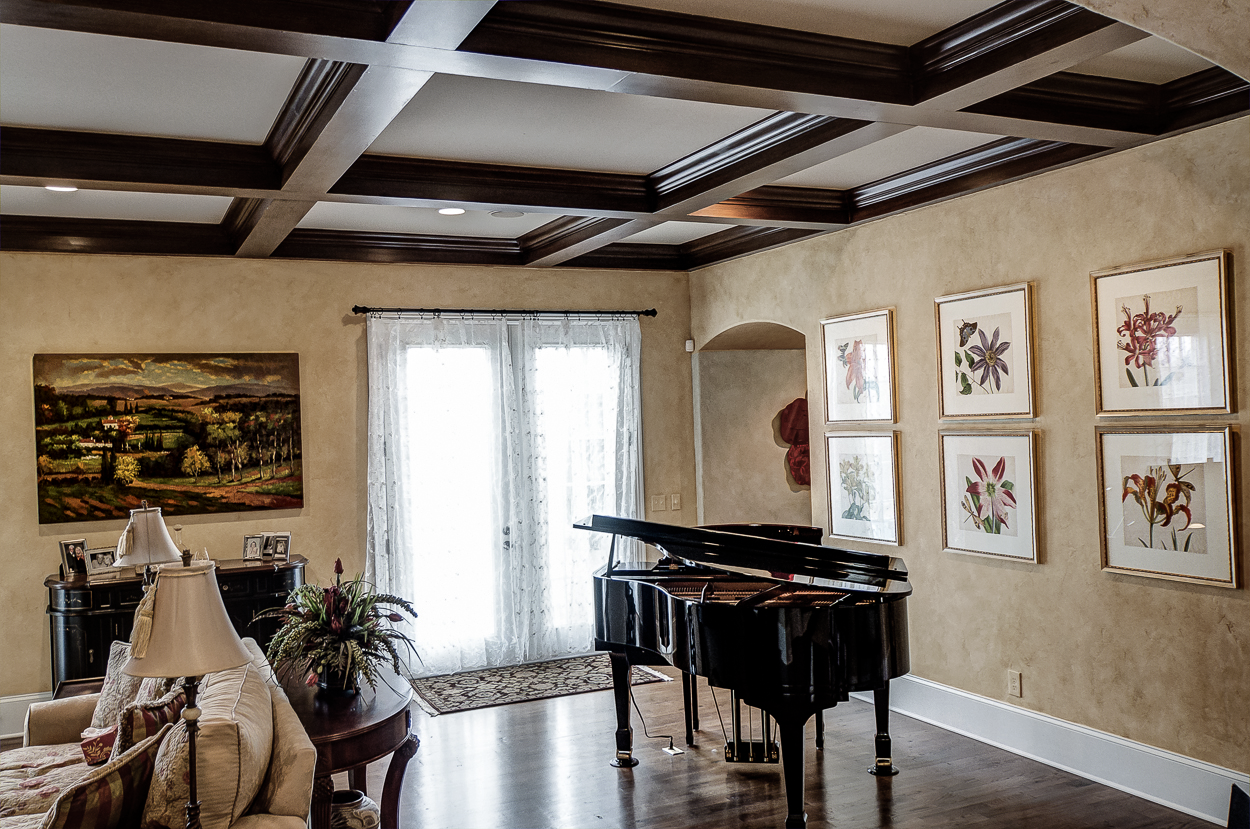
[34,353,303,524]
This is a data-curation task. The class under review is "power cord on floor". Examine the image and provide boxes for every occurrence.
[627,682,684,755]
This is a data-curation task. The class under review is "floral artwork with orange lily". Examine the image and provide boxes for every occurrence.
[254,558,418,690]
[1121,462,1203,551]
[836,339,879,404]
[960,455,1017,535]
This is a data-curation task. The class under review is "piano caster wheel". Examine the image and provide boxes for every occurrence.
[611,755,639,768]
[869,763,899,776]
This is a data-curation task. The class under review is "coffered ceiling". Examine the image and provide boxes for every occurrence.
[1,0,1245,271]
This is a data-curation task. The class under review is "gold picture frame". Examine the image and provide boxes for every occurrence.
[820,308,897,424]
[1096,425,1237,587]
[1090,250,1232,416]
[939,431,1039,562]
[934,283,1035,419]
[825,431,902,546]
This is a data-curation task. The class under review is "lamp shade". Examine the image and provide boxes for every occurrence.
[114,503,183,569]
[123,562,252,678]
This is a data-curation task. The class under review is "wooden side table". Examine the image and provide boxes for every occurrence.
[281,665,419,829]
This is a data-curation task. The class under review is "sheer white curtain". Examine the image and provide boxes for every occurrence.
[366,313,642,677]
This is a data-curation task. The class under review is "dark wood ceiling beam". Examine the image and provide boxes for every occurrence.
[521,217,656,267]
[680,226,826,270]
[912,0,1147,108]
[0,127,279,194]
[0,215,233,256]
[692,186,850,228]
[1159,67,1250,133]
[557,243,685,271]
[273,229,523,265]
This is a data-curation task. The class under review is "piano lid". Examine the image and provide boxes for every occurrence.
[576,515,910,596]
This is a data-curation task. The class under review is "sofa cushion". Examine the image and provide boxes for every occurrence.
[141,662,273,829]
[40,723,170,829]
[243,683,315,821]
[89,643,144,731]
[79,727,117,766]
[0,744,88,819]
[109,688,185,762]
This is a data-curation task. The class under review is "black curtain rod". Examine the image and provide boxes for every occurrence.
[352,305,657,318]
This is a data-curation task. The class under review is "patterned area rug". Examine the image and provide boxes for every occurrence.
[411,654,670,715]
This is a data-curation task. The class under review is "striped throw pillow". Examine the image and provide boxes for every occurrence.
[41,722,171,829]
[109,687,186,762]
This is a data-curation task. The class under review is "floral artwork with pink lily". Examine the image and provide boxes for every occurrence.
[1120,461,1205,552]
[960,455,1017,535]
[254,558,418,690]
[1113,288,1195,389]
[836,339,879,404]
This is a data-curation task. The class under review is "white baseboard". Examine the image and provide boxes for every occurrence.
[854,676,1248,826]
[1,692,52,742]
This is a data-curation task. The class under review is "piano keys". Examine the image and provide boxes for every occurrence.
[577,514,911,829]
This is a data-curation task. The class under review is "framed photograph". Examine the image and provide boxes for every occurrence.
[1096,426,1237,587]
[939,431,1038,562]
[242,534,264,560]
[85,547,121,579]
[826,432,901,545]
[270,532,291,562]
[935,283,1034,419]
[1091,250,1232,415]
[820,308,896,423]
[59,538,88,578]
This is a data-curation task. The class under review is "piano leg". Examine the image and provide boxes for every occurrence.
[815,710,824,750]
[868,683,899,776]
[682,672,695,745]
[777,713,811,829]
[608,652,639,768]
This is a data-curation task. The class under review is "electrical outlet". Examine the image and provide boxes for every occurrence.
[671,493,682,510]
[1007,670,1022,698]
[650,494,667,512]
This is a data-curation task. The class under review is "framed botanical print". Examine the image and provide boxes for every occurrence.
[821,308,896,423]
[1096,426,1237,587]
[939,431,1038,562]
[826,431,901,545]
[1091,250,1232,415]
[935,283,1035,419]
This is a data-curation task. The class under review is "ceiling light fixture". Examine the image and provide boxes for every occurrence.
[437,207,466,216]
[45,185,78,192]
[491,210,525,219]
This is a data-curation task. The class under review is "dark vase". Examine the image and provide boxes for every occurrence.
[317,665,359,697]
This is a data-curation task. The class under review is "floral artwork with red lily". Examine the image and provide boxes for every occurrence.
[960,454,1017,535]
[1120,459,1206,552]
[835,338,880,404]
[1113,287,1195,390]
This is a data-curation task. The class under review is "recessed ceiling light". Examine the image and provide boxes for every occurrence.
[45,185,78,192]
[437,207,466,216]
[491,210,525,219]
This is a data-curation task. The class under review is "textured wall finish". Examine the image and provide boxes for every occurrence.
[689,116,1249,773]
[697,349,812,527]
[0,256,696,697]
[1070,0,1250,81]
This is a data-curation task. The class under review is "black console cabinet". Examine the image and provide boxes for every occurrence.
[45,556,306,688]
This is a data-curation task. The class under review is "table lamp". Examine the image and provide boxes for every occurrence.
[115,501,184,583]
[123,560,252,829]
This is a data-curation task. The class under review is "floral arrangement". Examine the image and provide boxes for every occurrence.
[254,559,417,690]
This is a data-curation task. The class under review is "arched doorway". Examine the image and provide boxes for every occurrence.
[693,321,812,526]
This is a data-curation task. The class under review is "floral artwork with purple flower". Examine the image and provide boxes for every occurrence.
[960,456,1016,535]
[952,321,1012,396]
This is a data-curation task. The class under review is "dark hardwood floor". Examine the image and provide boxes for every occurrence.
[346,668,1214,829]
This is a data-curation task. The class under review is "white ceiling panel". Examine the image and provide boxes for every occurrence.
[0,186,232,223]
[1067,36,1215,84]
[620,222,726,245]
[0,24,306,143]
[299,202,559,238]
[775,126,1004,189]
[607,0,1001,45]
[368,74,772,174]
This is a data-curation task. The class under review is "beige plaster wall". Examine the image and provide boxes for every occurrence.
[696,349,812,526]
[689,116,1249,772]
[0,254,696,697]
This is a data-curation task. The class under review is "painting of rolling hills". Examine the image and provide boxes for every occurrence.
[34,353,303,524]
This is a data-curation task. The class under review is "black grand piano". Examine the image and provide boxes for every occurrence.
[576,515,911,829]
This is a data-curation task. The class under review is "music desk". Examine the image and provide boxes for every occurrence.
[281,666,419,829]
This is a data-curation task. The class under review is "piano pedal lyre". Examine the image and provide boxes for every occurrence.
[723,692,780,764]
